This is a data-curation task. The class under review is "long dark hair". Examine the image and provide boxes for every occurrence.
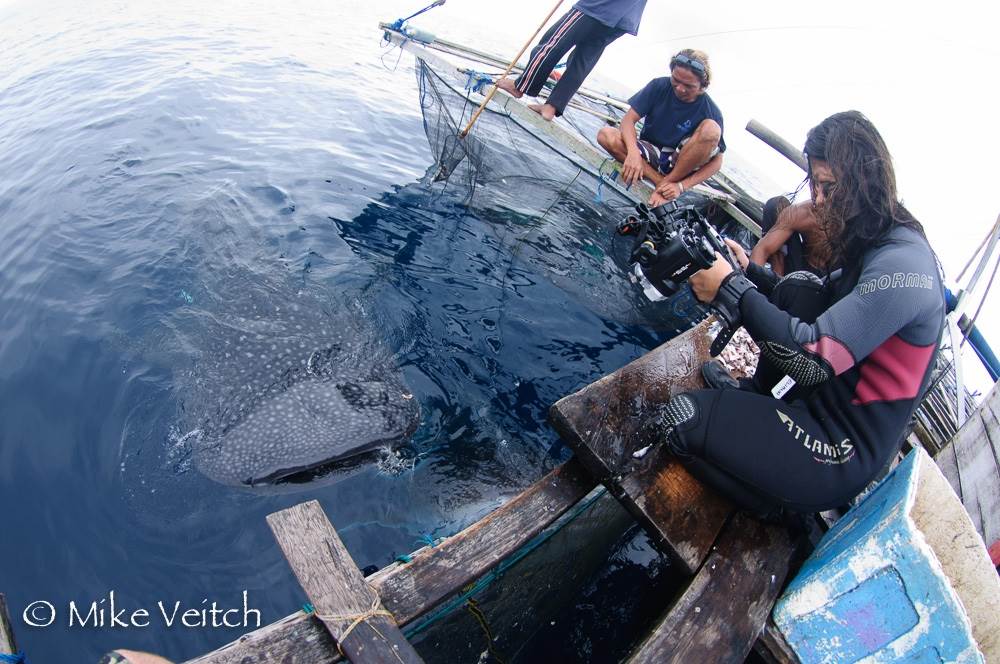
[804,111,924,266]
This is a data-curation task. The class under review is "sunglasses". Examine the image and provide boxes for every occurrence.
[670,54,706,83]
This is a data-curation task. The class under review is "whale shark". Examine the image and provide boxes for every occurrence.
[178,280,420,488]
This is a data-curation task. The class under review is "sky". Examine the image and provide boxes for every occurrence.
[393,0,1000,394]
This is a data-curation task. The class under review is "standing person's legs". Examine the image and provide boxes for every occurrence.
[506,9,586,98]
[541,26,626,115]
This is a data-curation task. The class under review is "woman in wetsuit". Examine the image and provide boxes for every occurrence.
[661,111,945,515]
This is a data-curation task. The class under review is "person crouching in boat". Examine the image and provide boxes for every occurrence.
[656,111,945,517]
[596,49,725,206]
[495,0,647,121]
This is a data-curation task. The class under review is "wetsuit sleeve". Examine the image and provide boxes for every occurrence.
[745,261,779,296]
[737,238,940,387]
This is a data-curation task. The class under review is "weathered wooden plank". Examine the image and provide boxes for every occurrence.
[979,382,1000,472]
[973,395,1000,547]
[952,410,1000,545]
[266,501,423,664]
[753,620,801,664]
[628,512,796,663]
[373,457,596,620]
[934,435,962,496]
[0,593,17,655]
[549,320,733,574]
[185,459,595,664]
[616,446,732,573]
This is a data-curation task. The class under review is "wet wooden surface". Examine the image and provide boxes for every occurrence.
[628,513,796,663]
[267,501,423,664]
[549,320,733,574]
[185,459,596,663]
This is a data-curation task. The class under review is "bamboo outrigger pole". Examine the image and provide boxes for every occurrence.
[459,0,565,138]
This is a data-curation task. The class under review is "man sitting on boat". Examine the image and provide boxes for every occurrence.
[596,49,724,206]
[654,111,944,517]
[750,195,830,279]
[495,0,647,121]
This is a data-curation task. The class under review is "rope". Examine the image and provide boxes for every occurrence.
[316,595,402,664]
[463,70,494,95]
[466,598,508,664]
[594,158,623,203]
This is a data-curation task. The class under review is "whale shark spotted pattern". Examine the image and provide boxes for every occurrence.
[180,282,420,487]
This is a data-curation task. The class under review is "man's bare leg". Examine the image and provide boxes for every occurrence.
[662,119,721,184]
[495,78,523,99]
[596,127,664,185]
[527,102,557,121]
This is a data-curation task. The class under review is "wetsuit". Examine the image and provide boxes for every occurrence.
[663,224,945,513]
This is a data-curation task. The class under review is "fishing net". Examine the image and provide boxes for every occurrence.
[411,57,752,331]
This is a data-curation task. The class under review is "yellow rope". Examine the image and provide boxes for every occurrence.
[317,594,403,664]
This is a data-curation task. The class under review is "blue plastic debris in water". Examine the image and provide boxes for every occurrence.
[178,289,193,304]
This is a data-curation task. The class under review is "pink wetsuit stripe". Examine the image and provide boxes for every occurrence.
[851,336,936,405]
[803,336,854,375]
[518,10,583,93]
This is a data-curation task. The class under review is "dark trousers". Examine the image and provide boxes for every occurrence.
[514,10,625,115]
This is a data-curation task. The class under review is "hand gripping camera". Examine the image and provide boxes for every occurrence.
[616,201,744,355]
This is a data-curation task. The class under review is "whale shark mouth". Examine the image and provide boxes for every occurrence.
[194,373,420,488]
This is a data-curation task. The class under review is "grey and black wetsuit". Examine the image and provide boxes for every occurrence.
[666,225,945,513]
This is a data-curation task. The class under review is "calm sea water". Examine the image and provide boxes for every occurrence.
[0,1,687,660]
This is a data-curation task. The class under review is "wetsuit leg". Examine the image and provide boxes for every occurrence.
[662,389,863,513]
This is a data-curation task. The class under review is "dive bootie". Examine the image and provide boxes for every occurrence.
[701,359,739,390]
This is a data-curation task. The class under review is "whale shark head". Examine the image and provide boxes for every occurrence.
[178,285,420,488]
[196,374,419,486]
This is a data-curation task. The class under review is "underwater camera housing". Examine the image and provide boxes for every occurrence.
[616,201,727,299]
[617,200,742,354]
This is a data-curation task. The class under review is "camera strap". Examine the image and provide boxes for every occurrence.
[709,272,756,356]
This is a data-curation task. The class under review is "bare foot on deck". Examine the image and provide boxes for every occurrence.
[528,103,556,121]
[495,77,522,98]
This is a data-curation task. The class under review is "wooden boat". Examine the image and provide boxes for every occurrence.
[168,320,801,664]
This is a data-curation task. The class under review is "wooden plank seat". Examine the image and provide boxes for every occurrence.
[548,319,733,575]
[267,501,424,664]
[629,513,795,663]
[549,320,800,661]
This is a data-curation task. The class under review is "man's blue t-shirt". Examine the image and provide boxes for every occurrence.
[573,0,647,35]
[627,77,726,152]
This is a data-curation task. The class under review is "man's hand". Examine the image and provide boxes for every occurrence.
[689,252,734,303]
[653,181,683,203]
[622,151,645,187]
[724,238,749,270]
